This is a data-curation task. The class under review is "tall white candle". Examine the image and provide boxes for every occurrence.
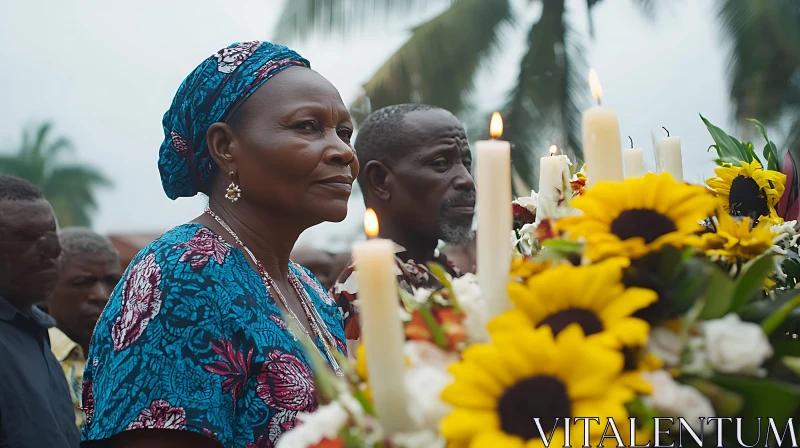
[475,112,513,321]
[582,69,623,186]
[352,209,412,435]
[655,129,684,182]
[538,145,568,217]
[623,138,646,178]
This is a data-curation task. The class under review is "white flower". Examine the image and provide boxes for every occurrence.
[647,327,683,367]
[513,190,538,214]
[275,401,350,448]
[403,341,457,432]
[412,288,432,305]
[450,273,488,343]
[701,313,773,376]
[642,370,716,434]
[391,430,445,448]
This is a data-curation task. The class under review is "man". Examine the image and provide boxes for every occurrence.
[331,104,475,340]
[0,174,80,447]
[442,234,477,274]
[46,227,122,431]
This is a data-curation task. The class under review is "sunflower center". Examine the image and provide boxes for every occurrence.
[497,375,572,441]
[622,346,641,372]
[729,175,769,220]
[610,209,677,244]
[537,309,604,336]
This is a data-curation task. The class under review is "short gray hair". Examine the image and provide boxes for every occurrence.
[58,227,120,267]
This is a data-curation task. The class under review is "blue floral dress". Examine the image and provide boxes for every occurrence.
[81,223,346,448]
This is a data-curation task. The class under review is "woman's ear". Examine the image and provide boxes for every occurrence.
[207,122,237,176]
[364,160,391,201]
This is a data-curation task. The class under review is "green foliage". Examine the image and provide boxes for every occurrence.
[0,122,111,228]
[701,114,780,170]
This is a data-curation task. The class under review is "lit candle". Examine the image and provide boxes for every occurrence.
[538,145,568,215]
[582,69,623,185]
[623,136,646,178]
[475,112,513,320]
[655,127,684,182]
[352,209,412,435]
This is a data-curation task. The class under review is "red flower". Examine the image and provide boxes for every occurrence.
[312,438,346,448]
[512,203,536,228]
[127,399,186,430]
[256,351,316,411]
[175,227,229,271]
[112,253,163,351]
[203,339,254,408]
[535,218,559,241]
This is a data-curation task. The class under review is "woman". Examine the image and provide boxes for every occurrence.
[81,41,358,448]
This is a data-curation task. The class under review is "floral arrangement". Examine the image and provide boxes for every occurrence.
[280,116,800,448]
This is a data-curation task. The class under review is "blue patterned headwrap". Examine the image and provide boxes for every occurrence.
[158,41,310,200]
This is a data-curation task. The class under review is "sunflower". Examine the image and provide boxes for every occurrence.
[491,258,657,352]
[559,172,717,261]
[706,160,786,223]
[509,257,551,281]
[699,211,776,263]
[440,324,637,448]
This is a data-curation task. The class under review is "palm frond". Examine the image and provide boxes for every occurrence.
[351,0,511,120]
[717,0,800,122]
[502,0,587,191]
[273,0,455,43]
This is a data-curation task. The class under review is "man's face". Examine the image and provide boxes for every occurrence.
[387,109,476,243]
[47,252,121,347]
[0,199,61,308]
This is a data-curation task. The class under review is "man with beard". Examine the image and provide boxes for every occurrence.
[46,227,121,431]
[0,174,79,447]
[331,104,475,342]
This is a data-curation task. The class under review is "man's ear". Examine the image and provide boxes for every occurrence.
[207,122,238,177]
[364,160,392,201]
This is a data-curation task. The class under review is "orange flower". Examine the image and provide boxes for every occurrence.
[310,437,345,448]
[535,218,559,241]
[436,307,468,350]
[405,310,432,342]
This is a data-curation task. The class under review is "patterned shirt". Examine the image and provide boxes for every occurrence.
[81,223,346,448]
[49,327,86,431]
[331,243,462,341]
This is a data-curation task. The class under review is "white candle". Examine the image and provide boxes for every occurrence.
[475,112,513,321]
[352,209,412,435]
[655,130,684,182]
[623,141,646,178]
[582,69,623,186]
[538,145,568,217]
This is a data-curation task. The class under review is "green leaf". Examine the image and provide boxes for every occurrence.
[418,306,448,349]
[710,375,800,444]
[762,294,800,336]
[701,114,750,163]
[698,262,736,319]
[729,255,776,312]
[426,262,461,312]
[783,357,800,376]
[748,118,780,171]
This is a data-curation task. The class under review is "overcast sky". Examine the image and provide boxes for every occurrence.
[0,0,750,252]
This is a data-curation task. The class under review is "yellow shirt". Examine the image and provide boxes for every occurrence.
[48,327,86,430]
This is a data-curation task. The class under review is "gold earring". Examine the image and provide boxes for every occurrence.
[225,171,241,202]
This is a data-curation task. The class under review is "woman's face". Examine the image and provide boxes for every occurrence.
[224,67,358,224]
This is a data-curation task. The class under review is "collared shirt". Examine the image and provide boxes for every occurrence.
[49,327,87,431]
[0,296,81,448]
[331,243,463,341]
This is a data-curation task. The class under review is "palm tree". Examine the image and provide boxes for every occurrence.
[274,0,798,194]
[0,122,112,227]
[273,0,655,192]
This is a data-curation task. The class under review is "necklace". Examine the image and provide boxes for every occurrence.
[204,207,342,376]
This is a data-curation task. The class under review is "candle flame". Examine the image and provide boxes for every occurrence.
[489,112,503,138]
[364,208,379,237]
[549,145,558,156]
[589,68,603,101]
